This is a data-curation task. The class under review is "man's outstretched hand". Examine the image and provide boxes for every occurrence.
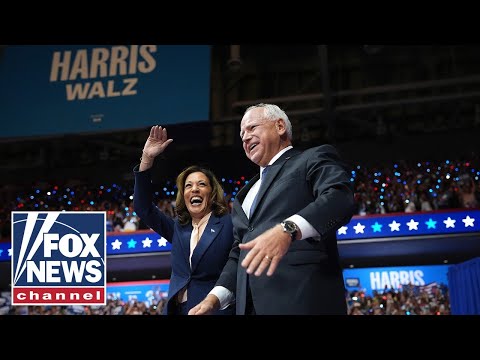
[188,294,220,315]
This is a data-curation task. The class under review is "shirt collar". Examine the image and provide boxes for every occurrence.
[260,146,293,178]
[192,211,212,227]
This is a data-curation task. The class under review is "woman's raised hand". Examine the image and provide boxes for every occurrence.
[142,125,174,159]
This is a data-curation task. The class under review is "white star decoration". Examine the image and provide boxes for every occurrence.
[8,248,12,257]
[157,238,168,247]
[443,217,456,228]
[111,239,122,250]
[142,237,153,248]
[338,226,348,235]
[462,215,475,227]
[353,223,365,234]
[388,220,401,232]
[99,213,477,252]
[406,219,419,230]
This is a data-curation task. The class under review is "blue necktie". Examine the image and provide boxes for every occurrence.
[249,166,269,218]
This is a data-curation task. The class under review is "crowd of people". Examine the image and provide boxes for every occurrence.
[1,282,450,315]
[346,283,450,315]
[353,156,480,215]
[1,157,479,241]
[0,295,167,315]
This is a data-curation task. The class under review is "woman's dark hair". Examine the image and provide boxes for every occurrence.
[175,165,229,225]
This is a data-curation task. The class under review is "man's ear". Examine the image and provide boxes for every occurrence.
[276,119,286,134]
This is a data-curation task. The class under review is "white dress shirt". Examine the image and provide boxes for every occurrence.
[178,211,212,304]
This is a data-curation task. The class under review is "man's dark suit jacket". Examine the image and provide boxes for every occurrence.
[133,165,235,315]
[216,145,354,315]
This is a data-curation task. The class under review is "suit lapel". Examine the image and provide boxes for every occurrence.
[250,148,301,219]
[179,225,193,265]
[190,215,223,272]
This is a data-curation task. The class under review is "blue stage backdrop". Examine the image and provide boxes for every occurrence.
[337,210,480,240]
[1,209,478,261]
[106,231,172,255]
[0,45,211,138]
[447,257,480,315]
[343,264,449,297]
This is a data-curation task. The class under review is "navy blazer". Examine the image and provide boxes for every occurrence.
[133,165,235,315]
[216,145,355,315]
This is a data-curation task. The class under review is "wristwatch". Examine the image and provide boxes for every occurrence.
[280,220,298,241]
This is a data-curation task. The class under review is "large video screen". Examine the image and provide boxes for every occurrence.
[343,264,449,296]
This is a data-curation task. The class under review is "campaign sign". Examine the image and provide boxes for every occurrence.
[343,264,449,297]
[0,45,211,138]
[11,211,106,305]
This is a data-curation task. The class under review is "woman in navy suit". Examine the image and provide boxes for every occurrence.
[133,125,235,315]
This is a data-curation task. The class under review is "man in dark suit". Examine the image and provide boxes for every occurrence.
[189,103,354,315]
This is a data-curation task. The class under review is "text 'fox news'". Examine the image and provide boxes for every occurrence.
[11,211,106,306]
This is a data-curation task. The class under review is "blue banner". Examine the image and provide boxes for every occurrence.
[2,209,478,262]
[343,264,449,296]
[337,209,479,241]
[106,231,171,255]
[0,45,210,138]
[1,230,171,261]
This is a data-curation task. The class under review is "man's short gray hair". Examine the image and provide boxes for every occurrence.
[244,103,293,140]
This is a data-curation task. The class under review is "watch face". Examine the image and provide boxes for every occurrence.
[284,221,296,233]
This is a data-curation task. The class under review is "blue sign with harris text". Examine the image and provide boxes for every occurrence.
[0,45,211,138]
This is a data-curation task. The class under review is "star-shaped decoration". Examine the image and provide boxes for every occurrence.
[406,219,419,231]
[127,239,137,248]
[425,218,437,229]
[142,237,153,248]
[443,217,456,228]
[8,248,12,257]
[371,222,383,232]
[388,220,401,232]
[462,215,475,227]
[157,238,168,247]
[353,222,365,234]
[337,226,348,235]
[111,239,122,250]
[0,249,3,256]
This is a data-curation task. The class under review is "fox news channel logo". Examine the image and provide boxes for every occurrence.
[11,211,106,306]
